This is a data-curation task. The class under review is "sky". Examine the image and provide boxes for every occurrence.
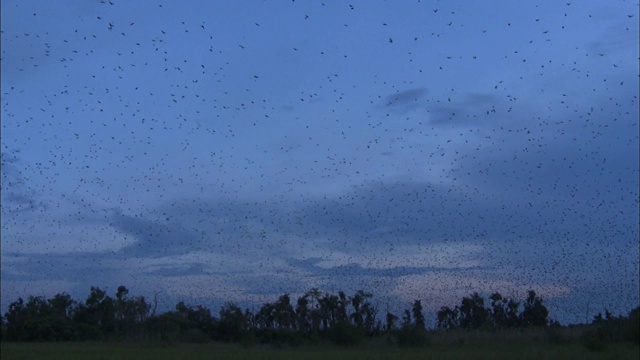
[1,0,638,326]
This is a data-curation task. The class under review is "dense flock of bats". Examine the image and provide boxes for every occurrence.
[1,1,637,321]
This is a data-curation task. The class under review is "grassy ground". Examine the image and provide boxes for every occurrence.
[1,341,638,360]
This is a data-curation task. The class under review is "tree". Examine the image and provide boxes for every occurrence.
[318,293,339,330]
[362,300,378,334]
[295,295,310,333]
[4,298,28,341]
[386,311,398,331]
[336,291,349,323]
[349,290,373,329]
[520,290,548,327]
[44,293,77,341]
[489,292,507,328]
[505,298,521,327]
[256,302,275,329]
[218,302,248,342]
[114,286,150,328]
[412,300,426,330]
[401,309,412,330]
[146,311,186,344]
[114,286,132,330]
[436,306,458,330]
[273,294,296,330]
[306,288,324,332]
[73,286,115,338]
[3,294,76,341]
[458,292,489,329]
[295,288,327,332]
[116,286,129,302]
[398,301,429,347]
[488,292,520,328]
[48,293,76,320]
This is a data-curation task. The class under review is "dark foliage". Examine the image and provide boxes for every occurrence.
[436,290,549,330]
[2,286,637,348]
[583,306,640,349]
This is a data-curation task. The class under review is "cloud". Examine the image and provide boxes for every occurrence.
[143,263,208,277]
[287,257,485,279]
[383,88,427,107]
[427,93,503,127]
[0,251,123,289]
[109,211,202,258]
[378,88,428,115]
[77,136,635,263]
[295,179,560,248]
[447,89,638,240]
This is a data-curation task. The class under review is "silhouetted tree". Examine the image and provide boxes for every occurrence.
[519,290,548,327]
[295,288,328,332]
[319,292,339,329]
[386,311,398,331]
[336,291,349,323]
[505,297,521,327]
[489,292,507,327]
[48,293,76,320]
[175,301,216,339]
[4,297,30,341]
[273,294,296,330]
[218,302,248,342]
[256,302,276,329]
[4,294,76,341]
[458,292,489,329]
[398,301,429,347]
[72,286,116,337]
[350,291,364,328]
[113,285,151,338]
[362,300,378,334]
[295,295,310,333]
[436,306,458,330]
[11,285,631,347]
[412,300,426,330]
[350,290,373,329]
[401,309,412,330]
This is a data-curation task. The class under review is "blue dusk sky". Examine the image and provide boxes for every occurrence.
[1,0,638,325]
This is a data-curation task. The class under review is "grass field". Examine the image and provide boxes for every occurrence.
[2,341,638,360]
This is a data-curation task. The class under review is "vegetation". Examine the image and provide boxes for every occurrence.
[2,341,639,360]
[1,285,638,355]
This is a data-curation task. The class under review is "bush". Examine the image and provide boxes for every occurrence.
[397,328,430,347]
[581,329,606,352]
[181,328,210,343]
[144,315,181,344]
[591,310,638,344]
[254,329,304,347]
[328,321,365,346]
[74,323,103,341]
[624,307,639,344]
[545,324,568,345]
[240,332,257,348]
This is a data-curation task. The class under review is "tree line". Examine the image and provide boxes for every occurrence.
[1,285,637,347]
